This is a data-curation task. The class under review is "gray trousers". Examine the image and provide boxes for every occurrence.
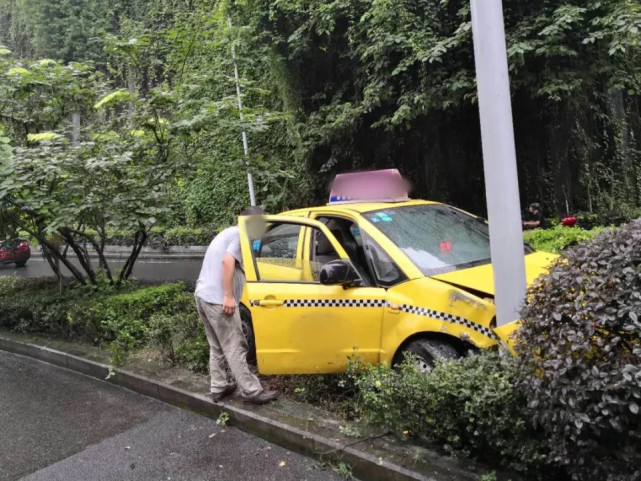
[195,297,263,398]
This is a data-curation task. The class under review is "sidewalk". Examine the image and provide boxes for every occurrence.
[0,329,515,481]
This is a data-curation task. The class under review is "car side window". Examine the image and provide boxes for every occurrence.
[315,216,374,286]
[361,231,406,287]
[256,223,299,259]
[309,228,341,282]
[251,223,340,283]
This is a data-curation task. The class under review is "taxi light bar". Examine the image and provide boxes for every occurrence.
[328,169,410,204]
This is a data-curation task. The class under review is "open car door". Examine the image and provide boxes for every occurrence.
[239,215,387,374]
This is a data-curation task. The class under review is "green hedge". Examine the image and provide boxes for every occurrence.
[100,225,219,248]
[0,277,207,367]
[524,225,606,253]
[349,354,557,478]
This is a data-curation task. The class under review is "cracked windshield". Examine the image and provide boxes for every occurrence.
[365,204,493,275]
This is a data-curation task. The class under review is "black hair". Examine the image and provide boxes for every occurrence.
[240,206,266,216]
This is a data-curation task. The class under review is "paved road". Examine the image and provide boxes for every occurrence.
[0,351,345,481]
[0,257,202,283]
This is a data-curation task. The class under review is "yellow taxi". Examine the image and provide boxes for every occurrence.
[238,171,556,374]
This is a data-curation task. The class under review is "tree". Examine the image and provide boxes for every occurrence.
[249,0,641,215]
[0,52,177,285]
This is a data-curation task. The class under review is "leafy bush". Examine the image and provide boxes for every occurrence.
[76,283,192,363]
[574,208,641,230]
[0,277,206,367]
[173,329,209,373]
[0,276,123,336]
[524,225,605,253]
[517,220,641,481]
[83,225,218,248]
[275,371,361,419]
[351,353,555,477]
[163,226,218,246]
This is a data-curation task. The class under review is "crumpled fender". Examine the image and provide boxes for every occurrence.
[493,320,521,355]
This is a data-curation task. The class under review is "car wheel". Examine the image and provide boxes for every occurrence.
[15,260,27,267]
[239,304,257,366]
[396,339,460,373]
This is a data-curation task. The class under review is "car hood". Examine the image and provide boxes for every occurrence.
[431,251,558,297]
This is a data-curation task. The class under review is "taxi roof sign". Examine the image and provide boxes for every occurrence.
[328,169,410,204]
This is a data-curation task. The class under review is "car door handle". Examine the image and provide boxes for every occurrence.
[258,299,285,307]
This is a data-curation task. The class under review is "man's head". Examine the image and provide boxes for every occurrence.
[240,206,266,217]
[529,203,541,214]
[240,206,267,239]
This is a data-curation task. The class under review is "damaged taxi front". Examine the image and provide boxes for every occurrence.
[237,171,557,375]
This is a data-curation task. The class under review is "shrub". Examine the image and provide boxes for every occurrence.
[163,226,218,246]
[0,277,205,367]
[517,220,641,481]
[80,225,218,249]
[524,225,605,253]
[0,276,120,336]
[276,372,361,419]
[574,208,641,230]
[351,353,556,477]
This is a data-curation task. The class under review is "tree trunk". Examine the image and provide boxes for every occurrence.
[118,229,147,284]
[59,229,97,285]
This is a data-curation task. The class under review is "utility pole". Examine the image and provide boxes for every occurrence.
[229,17,257,207]
[470,0,527,326]
[71,112,80,146]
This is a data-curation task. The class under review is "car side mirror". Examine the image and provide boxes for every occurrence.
[319,260,360,287]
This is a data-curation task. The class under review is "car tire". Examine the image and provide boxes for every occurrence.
[396,339,460,373]
[239,304,257,366]
[15,261,27,267]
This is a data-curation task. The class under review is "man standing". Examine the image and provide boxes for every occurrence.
[523,203,547,230]
[195,206,278,404]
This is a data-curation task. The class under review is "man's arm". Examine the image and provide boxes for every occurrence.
[222,253,236,315]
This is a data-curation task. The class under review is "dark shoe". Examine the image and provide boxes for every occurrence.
[210,384,237,402]
[243,390,279,405]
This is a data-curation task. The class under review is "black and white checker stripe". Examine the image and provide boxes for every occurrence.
[250,298,385,308]
[248,298,496,339]
[398,304,497,339]
[283,299,387,308]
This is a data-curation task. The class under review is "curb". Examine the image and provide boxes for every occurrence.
[0,336,474,481]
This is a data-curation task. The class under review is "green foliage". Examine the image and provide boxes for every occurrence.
[524,225,606,253]
[0,127,10,161]
[83,226,218,247]
[172,324,209,373]
[82,283,188,352]
[94,89,133,109]
[2,0,641,222]
[216,411,230,427]
[163,226,218,247]
[351,354,554,477]
[256,0,641,215]
[0,51,184,284]
[517,220,641,481]
[0,277,202,366]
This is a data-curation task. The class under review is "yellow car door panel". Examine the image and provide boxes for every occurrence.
[239,216,386,374]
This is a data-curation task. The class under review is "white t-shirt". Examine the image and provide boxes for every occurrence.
[195,226,245,306]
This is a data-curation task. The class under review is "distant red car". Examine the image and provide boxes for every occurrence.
[0,238,30,267]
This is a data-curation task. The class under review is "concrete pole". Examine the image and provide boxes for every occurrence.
[470,0,527,325]
[71,113,80,146]
[229,18,257,207]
